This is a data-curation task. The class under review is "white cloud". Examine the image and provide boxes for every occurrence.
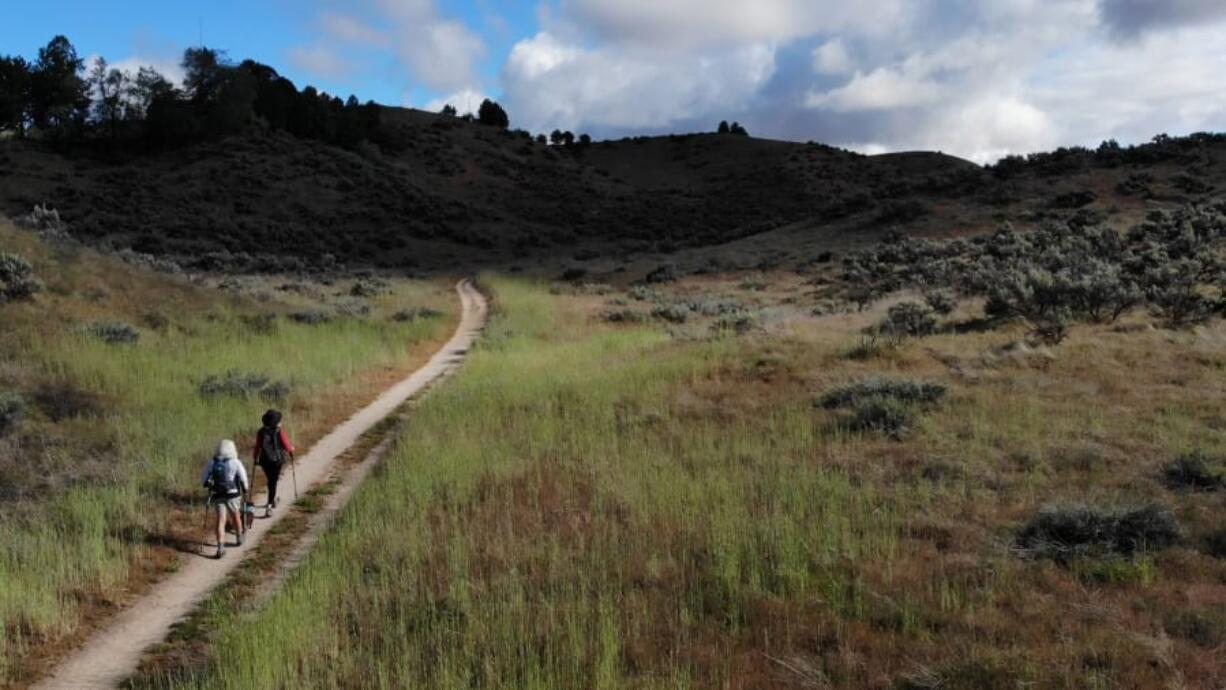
[101,55,185,87]
[806,68,945,111]
[288,44,355,79]
[422,88,489,115]
[812,39,852,75]
[558,0,913,47]
[290,2,486,96]
[376,0,486,92]
[502,32,775,131]
[320,13,388,47]
[396,19,486,92]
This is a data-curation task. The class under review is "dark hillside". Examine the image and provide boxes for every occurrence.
[3,101,1225,272]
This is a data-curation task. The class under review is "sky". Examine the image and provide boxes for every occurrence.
[4,0,1226,162]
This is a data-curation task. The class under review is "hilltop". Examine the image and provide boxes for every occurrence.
[4,103,1223,273]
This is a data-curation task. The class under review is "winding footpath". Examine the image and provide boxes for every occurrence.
[35,279,488,690]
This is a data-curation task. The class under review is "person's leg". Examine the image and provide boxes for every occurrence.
[213,502,226,555]
[227,500,244,545]
[265,463,281,516]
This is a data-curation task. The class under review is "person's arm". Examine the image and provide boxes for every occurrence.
[279,427,295,456]
[201,461,212,487]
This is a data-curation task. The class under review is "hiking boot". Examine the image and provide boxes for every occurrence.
[236,531,244,547]
[266,504,274,518]
[215,545,226,559]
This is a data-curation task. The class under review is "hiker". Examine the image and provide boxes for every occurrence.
[202,439,248,559]
[253,409,295,518]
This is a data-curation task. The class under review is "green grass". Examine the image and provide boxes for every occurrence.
[135,278,911,689]
[60,274,1226,687]
[0,224,453,682]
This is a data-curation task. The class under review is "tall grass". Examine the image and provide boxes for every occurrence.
[143,278,907,689]
[0,225,453,680]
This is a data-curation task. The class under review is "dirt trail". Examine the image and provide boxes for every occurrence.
[34,280,488,690]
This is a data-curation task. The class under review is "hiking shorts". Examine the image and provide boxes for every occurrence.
[210,496,242,515]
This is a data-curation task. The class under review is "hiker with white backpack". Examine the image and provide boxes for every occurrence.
[201,439,249,559]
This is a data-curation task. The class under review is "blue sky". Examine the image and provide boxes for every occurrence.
[4,1,1226,162]
[1,0,535,106]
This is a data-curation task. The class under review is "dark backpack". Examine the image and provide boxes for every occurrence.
[206,457,237,497]
[259,426,285,468]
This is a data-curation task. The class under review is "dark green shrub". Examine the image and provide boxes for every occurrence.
[1206,529,1226,558]
[199,370,289,401]
[33,381,103,421]
[1029,307,1071,345]
[846,397,915,438]
[711,311,758,334]
[350,279,389,298]
[818,378,946,409]
[0,252,43,302]
[628,285,659,302]
[86,321,140,344]
[0,392,25,436]
[651,303,690,323]
[1164,609,1226,648]
[392,307,443,322]
[602,309,645,324]
[240,313,279,335]
[1014,503,1180,562]
[1162,452,1224,491]
[876,301,936,343]
[288,310,332,325]
[924,290,956,315]
[818,378,945,440]
[644,264,679,284]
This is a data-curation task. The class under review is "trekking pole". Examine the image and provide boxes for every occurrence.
[286,420,299,499]
[200,495,212,554]
[290,452,299,499]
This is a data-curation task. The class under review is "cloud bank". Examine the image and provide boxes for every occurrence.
[287,0,1226,162]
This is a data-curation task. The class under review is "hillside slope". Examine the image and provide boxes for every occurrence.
[2,108,1224,271]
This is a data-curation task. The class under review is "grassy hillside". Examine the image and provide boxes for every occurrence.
[133,268,1226,689]
[0,221,455,686]
[4,107,1222,273]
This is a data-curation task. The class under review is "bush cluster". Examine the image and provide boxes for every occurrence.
[1162,452,1224,491]
[602,308,646,324]
[711,311,759,334]
[0,252,43,302]
[350,279,389,298]
[0,392,25,437]
[644,264,679,284]
[198,370,289,401]
[818,378,947,409]
[873,301,937,345]
[391,307,442,322]
[1014,503,1180,562]
[288,310,331,325]
[841,203,1226,331]
[86,321,140,344]
[651,303,690,324]
[818,377,947,439]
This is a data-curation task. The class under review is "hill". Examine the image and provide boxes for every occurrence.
[4,101,1223,274]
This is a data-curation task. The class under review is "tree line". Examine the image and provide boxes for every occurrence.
[0,35,381,150]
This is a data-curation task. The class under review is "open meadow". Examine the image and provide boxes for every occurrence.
[132,264,1226,689]
[0,221,456,685]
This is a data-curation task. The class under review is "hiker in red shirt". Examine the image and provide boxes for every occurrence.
[253,409,295,518]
